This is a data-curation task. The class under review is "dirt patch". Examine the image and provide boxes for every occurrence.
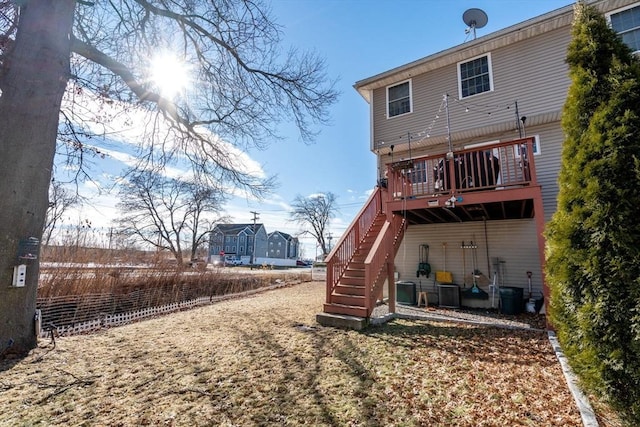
[1,281,583,426]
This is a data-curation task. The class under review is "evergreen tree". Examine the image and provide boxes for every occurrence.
[546,2,640,423]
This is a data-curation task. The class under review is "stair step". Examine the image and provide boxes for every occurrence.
[335,283,365,295]
[338,276,365,287]
[332,294,366,307]
[323,302,368,318]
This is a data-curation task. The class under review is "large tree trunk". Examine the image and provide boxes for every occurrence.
[0,1,75,355]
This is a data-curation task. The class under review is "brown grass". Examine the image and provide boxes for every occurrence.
[0,282,589,426]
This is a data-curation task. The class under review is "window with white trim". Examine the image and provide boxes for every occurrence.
[607,3,640,53]
[515,135,541,158]
[458,54,493,98]
[387,80,412,118]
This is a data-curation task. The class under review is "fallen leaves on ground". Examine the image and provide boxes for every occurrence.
[1,282,583,426]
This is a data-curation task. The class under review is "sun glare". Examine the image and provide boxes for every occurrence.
[149,52,191,99]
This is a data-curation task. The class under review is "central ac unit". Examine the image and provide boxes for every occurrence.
[438,284,460,308]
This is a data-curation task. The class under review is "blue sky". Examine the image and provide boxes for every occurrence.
[239,0,573,257]
[63,0,572,258]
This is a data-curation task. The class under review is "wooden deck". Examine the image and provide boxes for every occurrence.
[384,137,541,223]
[322,136,547,320]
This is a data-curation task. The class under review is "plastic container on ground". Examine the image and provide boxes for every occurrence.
[499,286,524,315]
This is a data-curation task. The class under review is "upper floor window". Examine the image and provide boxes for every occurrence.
[458,54,493,98]
[608,4,640,53]
[387,80,412,118]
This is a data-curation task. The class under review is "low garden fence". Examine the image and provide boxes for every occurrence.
[36,280,291,338]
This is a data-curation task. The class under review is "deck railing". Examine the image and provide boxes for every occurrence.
[387,137,538,200]
[325,186,385,302]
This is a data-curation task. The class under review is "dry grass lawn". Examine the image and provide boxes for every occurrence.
[1,281,583,426]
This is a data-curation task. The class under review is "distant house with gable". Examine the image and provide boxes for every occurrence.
[267,231,299,259]
[208,223,268,262]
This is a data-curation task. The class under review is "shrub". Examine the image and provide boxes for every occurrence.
[545,3,640,424]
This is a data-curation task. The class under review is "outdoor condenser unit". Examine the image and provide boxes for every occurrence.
[396,281,417,306]
[438,284,460,308]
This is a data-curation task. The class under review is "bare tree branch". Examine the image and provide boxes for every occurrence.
[290,192,337,259]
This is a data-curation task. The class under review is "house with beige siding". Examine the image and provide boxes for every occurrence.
[319,0,640,325]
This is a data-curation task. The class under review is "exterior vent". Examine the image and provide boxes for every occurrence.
[438,284,460,308]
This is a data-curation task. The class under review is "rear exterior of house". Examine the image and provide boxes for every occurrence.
[319,0,640,324]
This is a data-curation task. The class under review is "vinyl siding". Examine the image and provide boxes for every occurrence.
[390,219,543,305]
[525,123,564,221]
[372,27,571,159]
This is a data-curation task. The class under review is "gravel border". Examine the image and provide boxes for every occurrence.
[370,300,545,330]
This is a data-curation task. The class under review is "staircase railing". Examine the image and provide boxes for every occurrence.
[325,187,385,303]
[363,214,406,315]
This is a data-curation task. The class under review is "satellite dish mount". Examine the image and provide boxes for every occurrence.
[463,8,488,40]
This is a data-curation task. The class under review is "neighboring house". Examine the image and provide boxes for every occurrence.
[208,223,268,262]
[267,231,299,259]
[320,0,640,323]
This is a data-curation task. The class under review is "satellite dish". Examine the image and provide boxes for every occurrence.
[463,8,488,40]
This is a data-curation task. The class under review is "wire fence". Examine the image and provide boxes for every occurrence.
[36,280,291,338]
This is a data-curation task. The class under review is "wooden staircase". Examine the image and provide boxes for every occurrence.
[323,214,387,318]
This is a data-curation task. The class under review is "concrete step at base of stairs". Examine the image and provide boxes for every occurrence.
[316,312,368,330]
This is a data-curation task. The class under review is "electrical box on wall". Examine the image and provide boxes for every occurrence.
[12,264,26,287]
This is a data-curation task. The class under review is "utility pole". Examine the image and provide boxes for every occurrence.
[327,232,333,257]
[250,211,259,269]
[108,227,113,250]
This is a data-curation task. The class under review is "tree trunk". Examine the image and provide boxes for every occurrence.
[0,1,75,355]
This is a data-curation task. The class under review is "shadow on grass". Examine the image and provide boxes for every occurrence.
[206,325,391,426]
[198,317,558,425]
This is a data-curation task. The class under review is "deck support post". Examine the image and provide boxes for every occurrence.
[387,260,396,314]
[532,189,549,329]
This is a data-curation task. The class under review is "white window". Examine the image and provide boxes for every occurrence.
[458,54,493,98]
[387,80,412,118]
[607,4,640,53]
[515,135,541,158]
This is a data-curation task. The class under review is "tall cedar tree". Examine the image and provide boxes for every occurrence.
[545,2,640,423]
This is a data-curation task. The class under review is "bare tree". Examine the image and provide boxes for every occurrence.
[117,170,225,267]
[0,1,337,353]
[290,192,337,259]
[43,180,79,247]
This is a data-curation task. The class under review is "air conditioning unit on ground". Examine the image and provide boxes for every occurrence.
[438,284,460,308]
